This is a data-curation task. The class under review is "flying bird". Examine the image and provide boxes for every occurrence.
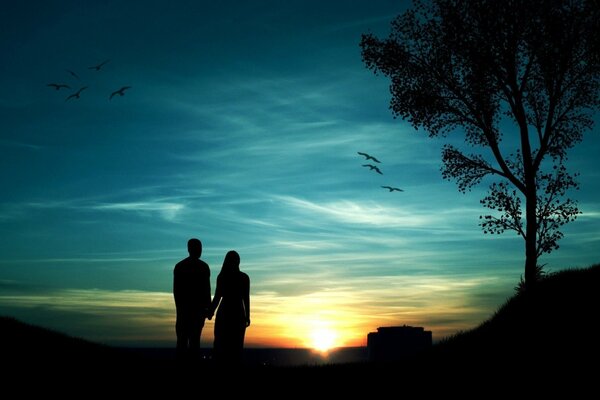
[47,83,70,90]
[357,152,381,163]
[66,69,80,80]
[381,186,404,192]
[88,60,110,71]
[362,164,383,175]
[109,86,132,100]
[65,86,88,101]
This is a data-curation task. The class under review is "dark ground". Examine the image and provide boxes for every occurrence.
[2,264,598,394]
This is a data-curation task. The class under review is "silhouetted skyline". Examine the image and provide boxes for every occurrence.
[0,0,599,348]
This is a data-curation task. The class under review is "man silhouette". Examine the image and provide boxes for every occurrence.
[173,238,211,360]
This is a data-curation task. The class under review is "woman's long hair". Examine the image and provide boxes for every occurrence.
[218,250,241,295]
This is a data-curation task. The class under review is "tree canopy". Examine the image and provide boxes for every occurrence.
[361,0,600,287]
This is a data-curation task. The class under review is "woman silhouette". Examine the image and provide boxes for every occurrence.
[208,250,250,365]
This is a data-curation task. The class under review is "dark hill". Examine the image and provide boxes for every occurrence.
[0,316,145,377]
[1,317,113,359]
[431,264,600,375]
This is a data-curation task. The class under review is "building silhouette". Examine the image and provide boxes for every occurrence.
[367,325,432,362]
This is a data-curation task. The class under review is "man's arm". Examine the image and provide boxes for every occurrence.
[203,266,211,314]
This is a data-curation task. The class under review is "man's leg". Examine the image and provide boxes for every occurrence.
[189,318,205,359]
[175,313,188,360]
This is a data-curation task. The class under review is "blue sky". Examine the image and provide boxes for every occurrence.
[1,0,599,347]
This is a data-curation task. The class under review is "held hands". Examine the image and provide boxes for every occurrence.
[204,309,247,325]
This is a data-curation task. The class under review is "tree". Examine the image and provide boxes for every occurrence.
[361,0,600,288]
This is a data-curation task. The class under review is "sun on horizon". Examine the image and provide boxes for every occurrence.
[310,327,338,353]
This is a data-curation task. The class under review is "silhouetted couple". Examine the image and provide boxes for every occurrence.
[173,238,250,365]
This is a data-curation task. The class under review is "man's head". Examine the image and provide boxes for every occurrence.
[187,238,202,259]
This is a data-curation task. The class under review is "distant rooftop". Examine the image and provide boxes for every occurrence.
[376,325,427,333]
[367,325,432,362]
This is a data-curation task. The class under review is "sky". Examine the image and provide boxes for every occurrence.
[1,0,599,349]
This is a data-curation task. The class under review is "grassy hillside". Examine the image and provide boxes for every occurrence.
[432,264,600,371]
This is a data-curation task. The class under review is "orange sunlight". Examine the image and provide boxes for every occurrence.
[242,291,368,349]
[240,275,502,348]
[309,326,338,352]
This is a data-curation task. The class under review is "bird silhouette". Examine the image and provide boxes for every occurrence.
[66,69,80,80]
[357,152,381,163]
[65,86,88,101]
[88,60,110,71]
[381,186,404,192]
[109,86,132,100]
[47,83,71,90]
[362,164,383,175]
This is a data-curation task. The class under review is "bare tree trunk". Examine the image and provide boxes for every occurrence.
[524,186,538,289]
[516,97,538,290]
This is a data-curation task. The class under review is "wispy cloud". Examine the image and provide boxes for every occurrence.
[0,270,513,347]
[276,196,436,228]
[578,208,600,220]
[2,196,187,223]
[0,139,43,151]
[92,202,185,221]
[0,288,175,345]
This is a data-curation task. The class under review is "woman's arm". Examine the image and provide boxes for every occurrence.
[243,274,250,327]
[207,279,222,320]
[173,269,180,308]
